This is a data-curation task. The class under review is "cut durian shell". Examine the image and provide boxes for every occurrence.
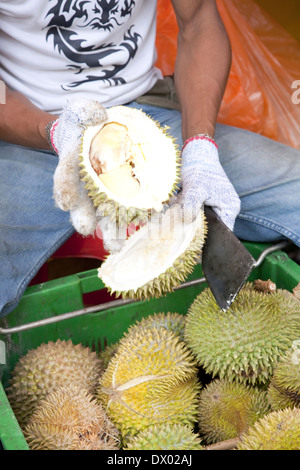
[80,106,180,224]
[98,204,206,300]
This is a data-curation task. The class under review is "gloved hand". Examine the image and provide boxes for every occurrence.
[50,98,130,253]
[177,136,241,231]
[51,98,108,236]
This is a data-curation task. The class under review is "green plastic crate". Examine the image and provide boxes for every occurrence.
[0,241,299,450]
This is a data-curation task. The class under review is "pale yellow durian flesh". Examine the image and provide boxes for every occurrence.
[79,106,180,224]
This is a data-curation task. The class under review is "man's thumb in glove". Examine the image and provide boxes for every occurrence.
[70,186,98,236]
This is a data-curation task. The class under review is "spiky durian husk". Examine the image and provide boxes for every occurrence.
[126,312,186,342]
[184,284,300,385]
[25,423,78,450]
[6,339,103,429]
[79,181,149,226]
[100,313,186,370]
[237,408,300,450]
[98,205,206,300]
[124,423,204,450]
[197,379,270,445]
[96,326,201,440]
[267,348,300,411]
[24,385,120,451]
[79,106,180,226]
[99,342,120,370]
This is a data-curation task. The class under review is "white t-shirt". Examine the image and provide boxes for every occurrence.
[0,0,163,114]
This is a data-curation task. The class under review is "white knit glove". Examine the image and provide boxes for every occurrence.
[178,136,241,231]
[51,99,108,236]
[95,215,128,254]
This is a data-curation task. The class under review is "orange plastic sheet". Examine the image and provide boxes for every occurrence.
[156,0,300,149]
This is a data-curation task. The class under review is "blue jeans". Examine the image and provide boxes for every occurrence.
[1,102,300,317]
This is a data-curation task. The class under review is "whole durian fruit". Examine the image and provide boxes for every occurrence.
[124,423,204,450]
[267,346,300,411]
[24,385,120,450]
[98,204,206,300]
[96,326,201,440]
[127,312,186,341]
[197,379,270,445]
[6,339,103,428]
[237,408,300,450]
[80,105,180,225]
[99,313,186,370]
[184,284,300,385]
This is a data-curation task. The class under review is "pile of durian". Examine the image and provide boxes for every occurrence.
[6,281,300,450]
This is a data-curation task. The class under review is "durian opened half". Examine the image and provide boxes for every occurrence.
[79,105,180,224]
[98,204,207,300]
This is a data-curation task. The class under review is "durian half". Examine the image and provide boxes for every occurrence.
[98,204,206,300]
[79,105,180,224]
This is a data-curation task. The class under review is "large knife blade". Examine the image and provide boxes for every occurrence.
[201,206,255,311]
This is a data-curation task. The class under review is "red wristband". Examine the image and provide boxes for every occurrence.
[50,119,59,155]
[182,134,218,151]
